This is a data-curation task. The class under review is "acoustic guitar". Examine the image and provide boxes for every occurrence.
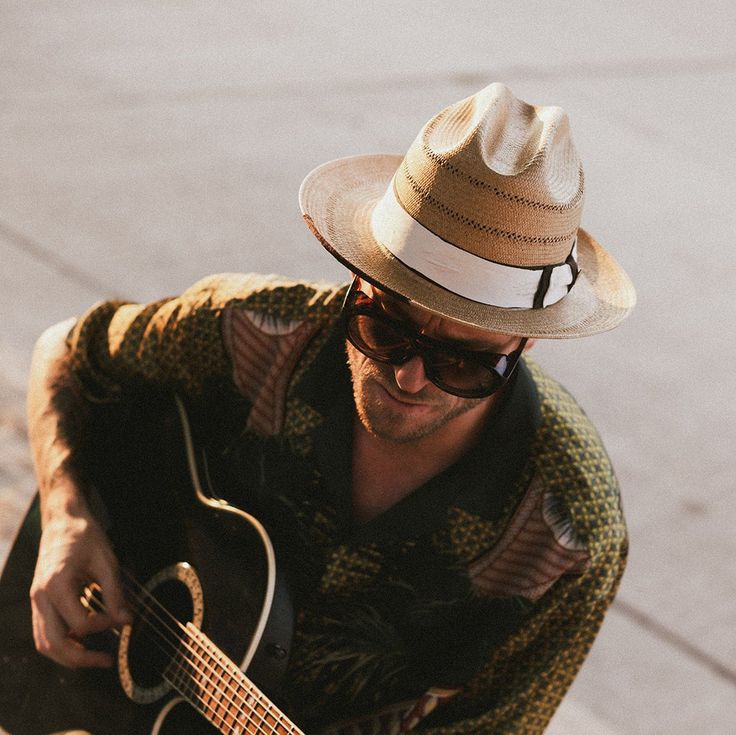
[0,393,302,735]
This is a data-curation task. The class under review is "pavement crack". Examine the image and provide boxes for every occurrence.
[613,597,736,688]
[0,218,120,299]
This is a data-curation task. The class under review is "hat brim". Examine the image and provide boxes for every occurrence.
[300,154,636,338]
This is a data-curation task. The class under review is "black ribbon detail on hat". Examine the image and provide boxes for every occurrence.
[532,267,554,310]
[565,249,580,292]
[532,240,579,310]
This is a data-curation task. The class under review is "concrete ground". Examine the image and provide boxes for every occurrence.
[2,2,735,733]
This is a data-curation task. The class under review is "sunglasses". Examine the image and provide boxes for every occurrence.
[342,278,527,398]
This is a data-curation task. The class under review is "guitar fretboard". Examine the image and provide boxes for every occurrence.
[166,621,304,735]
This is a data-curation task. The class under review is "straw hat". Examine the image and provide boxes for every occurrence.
[299,83,635,338]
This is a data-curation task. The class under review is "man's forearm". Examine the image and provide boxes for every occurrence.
[26,318,92,525]
[25,319,131,668]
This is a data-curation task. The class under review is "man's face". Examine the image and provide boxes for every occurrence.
[346,283,526,444]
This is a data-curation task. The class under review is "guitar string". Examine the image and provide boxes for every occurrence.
[93,574,296,735]
[118,569,291,734]
[97,620,232,732]
[91,581,282,735]
[175,394,296,734]
[166,653,271,735]
[118,567,298,735]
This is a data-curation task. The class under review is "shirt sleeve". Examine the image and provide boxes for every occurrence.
[64,272,317,402]
[418,526,627,734]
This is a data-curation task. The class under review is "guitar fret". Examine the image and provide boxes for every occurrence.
[218,663,243,732]
[183,623,305,735]
[206,645,239,732]
[235,683,260,735]
[174,633,230,734]
[191,638,217,723]
[166,646,225,732]
[212,659,232,728]
[186,629,256,734]
[205,641,254,734]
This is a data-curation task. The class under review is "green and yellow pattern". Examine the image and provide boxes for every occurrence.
[67,274,627,734]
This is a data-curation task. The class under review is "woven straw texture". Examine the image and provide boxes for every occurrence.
[300,83,636,338]
[396,84,583,266]
[301,155,634,338]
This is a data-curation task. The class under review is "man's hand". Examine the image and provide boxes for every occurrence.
[30,500,131,668]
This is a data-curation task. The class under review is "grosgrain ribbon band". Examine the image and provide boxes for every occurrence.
[370,184,579,309]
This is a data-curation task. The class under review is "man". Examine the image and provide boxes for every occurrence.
[24,83,635,733]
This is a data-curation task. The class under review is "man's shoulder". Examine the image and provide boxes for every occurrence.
[181,274,348,438]
[523,357,611,464]
[522,358,626,554]
[180,272,349,321]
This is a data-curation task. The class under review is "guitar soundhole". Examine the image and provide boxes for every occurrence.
[128,578,193,688]
[118,562,205,704]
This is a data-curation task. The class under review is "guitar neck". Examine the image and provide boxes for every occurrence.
[167,622,304,735]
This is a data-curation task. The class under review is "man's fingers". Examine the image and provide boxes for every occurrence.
[41,573,93,635]
[42,571,117,637]
[30,510,128,668]
[32,592,113,669]
[90,554,132,626]
[80,608,120,635]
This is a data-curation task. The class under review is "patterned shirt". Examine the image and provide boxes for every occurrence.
[66,273,628,734]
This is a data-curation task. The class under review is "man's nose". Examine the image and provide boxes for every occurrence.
[393,355,431,394]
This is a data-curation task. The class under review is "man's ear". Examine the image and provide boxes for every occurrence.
[523,338,536,352]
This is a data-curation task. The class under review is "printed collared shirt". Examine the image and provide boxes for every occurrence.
[67,273,628,735]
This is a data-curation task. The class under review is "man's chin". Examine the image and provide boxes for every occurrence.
[359,411,437,444]
[356,382,448,443]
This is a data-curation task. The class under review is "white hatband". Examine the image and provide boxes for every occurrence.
[370,184,578,308]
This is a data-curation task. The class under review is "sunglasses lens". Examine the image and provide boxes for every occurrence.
[425,350,504,397]
[347,314,410,362]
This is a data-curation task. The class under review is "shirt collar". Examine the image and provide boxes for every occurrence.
[297,322,541,542]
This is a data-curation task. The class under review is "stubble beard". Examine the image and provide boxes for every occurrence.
[347,345,486,444]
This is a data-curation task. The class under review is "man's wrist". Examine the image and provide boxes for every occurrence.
[40,473,91,527]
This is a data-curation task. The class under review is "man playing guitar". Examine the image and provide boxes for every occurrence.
[19,83,635,735]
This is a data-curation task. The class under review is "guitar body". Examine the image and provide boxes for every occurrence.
[0,392,288,735]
